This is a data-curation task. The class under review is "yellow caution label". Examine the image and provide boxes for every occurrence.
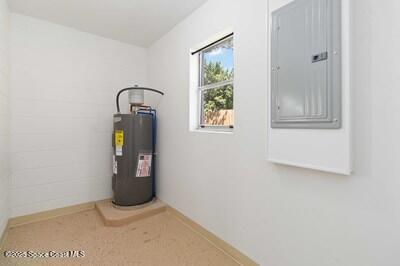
[115,130,124,147]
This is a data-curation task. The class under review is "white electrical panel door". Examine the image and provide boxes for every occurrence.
[271,0,341,129]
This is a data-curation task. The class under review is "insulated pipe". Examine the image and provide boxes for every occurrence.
[116,87,164,113]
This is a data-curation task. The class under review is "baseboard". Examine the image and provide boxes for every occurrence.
[8,201,101,228]
[166,206,258,266]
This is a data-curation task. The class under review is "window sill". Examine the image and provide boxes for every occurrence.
[190,128,234,135]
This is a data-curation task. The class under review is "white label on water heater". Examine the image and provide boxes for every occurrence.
[115,146,123,156]
[136,153,152,177]
[113,155,118,174]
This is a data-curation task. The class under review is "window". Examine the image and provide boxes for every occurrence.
[195,34,234,130]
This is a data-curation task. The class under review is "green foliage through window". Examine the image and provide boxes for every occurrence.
[202,61,233,114]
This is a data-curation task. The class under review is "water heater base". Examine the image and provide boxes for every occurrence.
[112,198,156,210]
[96,198,166,227]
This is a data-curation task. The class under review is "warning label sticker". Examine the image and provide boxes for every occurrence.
[113,155,117,174]
[116,146,123,156]
[136,153,152,177]
[115,130,124,146]
[115,130,124,156]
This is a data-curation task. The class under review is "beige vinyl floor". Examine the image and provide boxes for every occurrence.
[0,210,239,266]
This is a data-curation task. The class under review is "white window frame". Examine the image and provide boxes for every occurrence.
[196,35,234,131]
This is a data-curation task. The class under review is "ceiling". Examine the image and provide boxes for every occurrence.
[7,0,207,47]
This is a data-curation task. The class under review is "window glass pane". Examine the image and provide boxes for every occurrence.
[201,84,234,127]
[202,38,234,86]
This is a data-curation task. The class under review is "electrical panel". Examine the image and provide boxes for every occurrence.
[271,0,341,129]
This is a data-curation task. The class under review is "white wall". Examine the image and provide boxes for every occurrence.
[148,0,400,265]
[9,14,148,217]
[0,0,10,237]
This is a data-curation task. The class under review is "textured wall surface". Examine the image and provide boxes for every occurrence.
[0,0,10,239]
[9,14,148,217]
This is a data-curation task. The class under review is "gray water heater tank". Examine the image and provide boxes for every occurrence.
[112,113,153,207]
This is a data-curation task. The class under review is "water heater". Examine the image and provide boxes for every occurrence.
[112,86,164,207]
